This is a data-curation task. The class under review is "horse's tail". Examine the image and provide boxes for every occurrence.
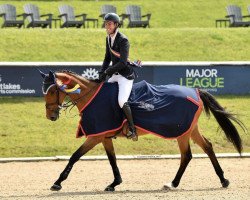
[199,89,246,154]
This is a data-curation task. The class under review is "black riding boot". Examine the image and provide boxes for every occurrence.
[122,102,138,141]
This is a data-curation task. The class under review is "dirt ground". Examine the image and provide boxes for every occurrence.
[0,158,249,200]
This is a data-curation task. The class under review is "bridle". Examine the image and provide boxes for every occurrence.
[45,82,99,116]
[45,84,62,117]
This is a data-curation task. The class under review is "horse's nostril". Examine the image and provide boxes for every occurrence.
[50,116,57,121]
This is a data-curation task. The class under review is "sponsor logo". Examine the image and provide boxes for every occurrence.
[180,68,224,92]
[0,75,36,95]
[82,68,99,79]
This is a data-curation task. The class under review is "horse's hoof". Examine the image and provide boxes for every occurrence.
[163,182,176,190]
[105,186,115,192]
[221,179,230,188]
[50,184,62,191]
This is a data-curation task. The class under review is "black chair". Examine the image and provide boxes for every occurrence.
[226,5,250,27]
[121,5,151,28]
[0,4,25,28]
[58,5,87,28]
[100,5,117,19]
[23,4,52,28]
[247,5,250,16]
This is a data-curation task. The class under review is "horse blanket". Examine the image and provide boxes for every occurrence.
[76,80,202,139]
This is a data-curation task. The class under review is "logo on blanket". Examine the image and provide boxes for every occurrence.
[180,68,224,92]
[82,68,99,79]
[138,101,155,111]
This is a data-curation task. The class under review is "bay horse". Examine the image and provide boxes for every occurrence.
[40,70,246,192]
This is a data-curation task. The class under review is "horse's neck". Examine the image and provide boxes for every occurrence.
[68,79,100,112]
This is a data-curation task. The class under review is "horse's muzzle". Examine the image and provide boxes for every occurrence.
[50,116,58,121]
[46,108,60,121]
[46,113,59,121]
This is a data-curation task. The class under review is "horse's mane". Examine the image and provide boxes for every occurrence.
[56,69,92,83]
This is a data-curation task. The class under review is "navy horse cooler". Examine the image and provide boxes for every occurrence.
[76,81,202,139]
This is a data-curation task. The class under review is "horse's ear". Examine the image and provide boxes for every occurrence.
[49,70,56,81]
[38,69,46,79]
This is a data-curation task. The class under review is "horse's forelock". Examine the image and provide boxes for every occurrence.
[44,75,55,84]
[41,72,56,94]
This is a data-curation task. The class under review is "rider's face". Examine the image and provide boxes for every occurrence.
[105,21,116,35]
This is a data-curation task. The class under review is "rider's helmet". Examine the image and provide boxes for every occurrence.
[104,13,120,25]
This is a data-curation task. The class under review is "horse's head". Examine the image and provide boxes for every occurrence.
[39,70,67,121]
[40,69,98,121]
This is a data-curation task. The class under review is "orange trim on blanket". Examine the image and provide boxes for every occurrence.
[80,82,104,113]
[136,103,202,140]
[76,120,127,138]
[76,120,85,138]
[76,87,203,140]
[187,89,200,107]
[76,83,104,138]
[135,90,202,140]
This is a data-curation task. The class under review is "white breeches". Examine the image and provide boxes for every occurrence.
[108,73,134,108]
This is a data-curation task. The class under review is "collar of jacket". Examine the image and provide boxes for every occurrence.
[109,29,119,47]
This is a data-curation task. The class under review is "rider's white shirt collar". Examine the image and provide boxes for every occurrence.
[109,29,118,47]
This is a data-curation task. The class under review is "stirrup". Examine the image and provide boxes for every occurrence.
[126,128,138,141]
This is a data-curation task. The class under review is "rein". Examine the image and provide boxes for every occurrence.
[46,82,100,115]
[63,83,100,112]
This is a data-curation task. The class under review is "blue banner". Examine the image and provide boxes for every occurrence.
[0,63,249,96]
[153,64,250,94]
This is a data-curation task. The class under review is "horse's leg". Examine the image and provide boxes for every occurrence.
[51,136,103,191]
[164,132,192,189]
[102,138,122,192]
[191,125,229,188]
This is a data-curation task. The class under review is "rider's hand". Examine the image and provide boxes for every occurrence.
[104,68,113,76]
[98,71,107,82]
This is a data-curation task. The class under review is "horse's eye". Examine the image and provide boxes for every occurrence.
[50,90,55,95]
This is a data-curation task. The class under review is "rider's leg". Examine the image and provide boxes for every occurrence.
[122,102,138,140]
[116,75,137,141]
[108,74,137,140]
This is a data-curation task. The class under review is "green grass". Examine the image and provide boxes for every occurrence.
[0,96,249,157]
[0,28,250,61]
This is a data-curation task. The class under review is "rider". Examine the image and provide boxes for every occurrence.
[99,13,138,141]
